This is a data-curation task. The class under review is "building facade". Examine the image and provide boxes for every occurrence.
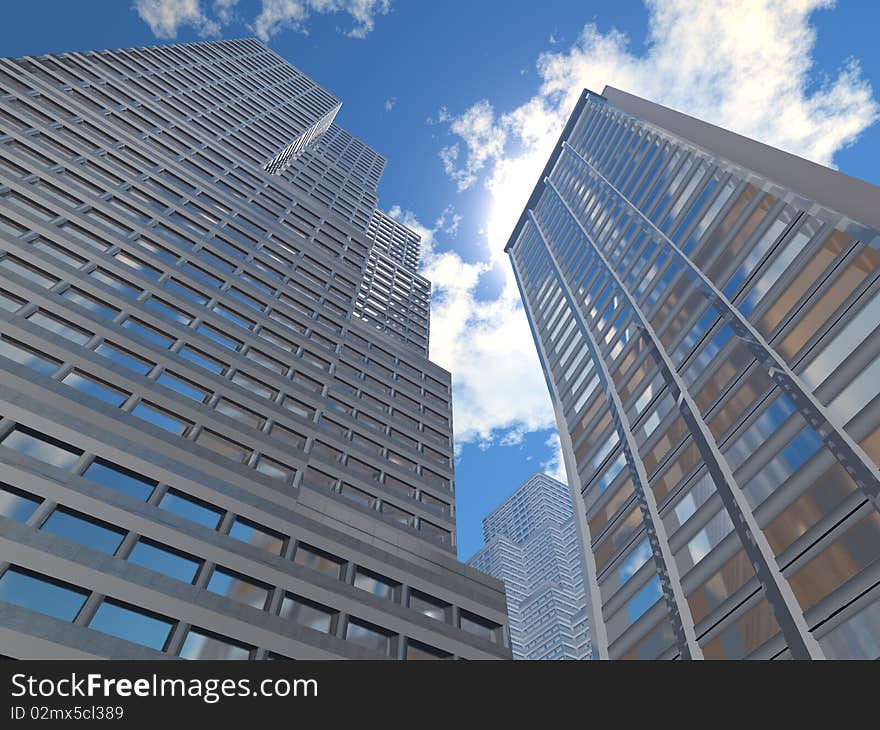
[0,37,510,660]
[468,473,591,659]
[506,86,880,659]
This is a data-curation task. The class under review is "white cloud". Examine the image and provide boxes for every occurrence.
[134,0,390,41]
[440,0,879,260]
[540,433,567,483]
[422,0,879,466]
[387,207,556,446]
[252,0,391,41]
[133,0,222,38]
[384,97,397,112]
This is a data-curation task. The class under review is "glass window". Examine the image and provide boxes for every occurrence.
[95,342,154,375]
[179,628,252,660]
[460,611,500,642]
[121,317,175,348]
[127,539,201,584]
[159,489,223,529]
[82,458,155,500]
[131,401,191,435]
[627,575,663,624]
[345,618,393,655]
[88,599,174,651]
[279,593,335,633]
[353,568,397,600]
[0,484,42,522]
[408,589,449,622]
[61,370,129,407]
[293,543,345,578]
[228,517,284,555]
[406,639,452,660]
[0,567,87,621]
[0,336,61,375]
[1,426,81,469]
[156,371,209,402]
[195,429,251,463]
[206,567,270,610]
[39,507,125,554]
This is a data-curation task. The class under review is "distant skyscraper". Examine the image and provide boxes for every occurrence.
[0,37,509,660]
[469,473,591,659]
[506,86,880,659]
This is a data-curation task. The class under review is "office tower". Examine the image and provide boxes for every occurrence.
[0,37,510,660]
[468,473,591,659]
[506,86,880,660]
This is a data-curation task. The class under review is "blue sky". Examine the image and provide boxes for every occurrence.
[3,1,880,560]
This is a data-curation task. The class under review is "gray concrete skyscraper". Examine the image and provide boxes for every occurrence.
[0,37,509,660]
[468,473,591,659]
[506,86,880,659]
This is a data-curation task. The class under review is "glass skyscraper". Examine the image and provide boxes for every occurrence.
[506,86,880,659]
[0,37,509,660]
[469,473,591,659]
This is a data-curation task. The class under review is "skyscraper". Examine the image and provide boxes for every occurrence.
[506,86,880,660]
[0,37,510,660]
[468,473,591,659]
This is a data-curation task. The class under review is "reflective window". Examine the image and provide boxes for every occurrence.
[158,489,223,529]
[127,539,201,584]
[408,589,449,622]
[460,611,500,642]
[88,599,173,651]
[1,426,81,469]
[39,507,125,554]
[353,568,397,600]
[0,484,42,522]
[293,543,345,578]
[82,458,156,500]
[206,567,270,610]
[627,575,662,624]
[61,370,129,407]
[179,628,252,660]
[345,618,393,655]
[0,567,87,621]
[406,640,452,660]
[228,517,284,555]
[279,593,335,633]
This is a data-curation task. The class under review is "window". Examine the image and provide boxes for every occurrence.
[380,501,413,526]
[127,539,201,584]
[340,483,375,508]
[61,370,129,407]
[122,317,175,349]
[0,484,42,522]
[195,429,252,463]
[159,489,223,529]
[408,590,449,622]
[0,567,88,621]
[0,336,61,375]
[207,567,270,610]
[179,628,253,660]
[460,611,501,643]
[39,507,125,554]
[279,593,335,633]
[27,310,92,345]
[406,640,452,660]
[345,618,394,655]
[88,599,174,651]
[1,426,82,469]
[131,401,191,435]
[95,342,154,375]
[82,458,155,500]
[157,370,209,402]
[293,543,345,578]
[353,568,397,600]
[228,517,285,555]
